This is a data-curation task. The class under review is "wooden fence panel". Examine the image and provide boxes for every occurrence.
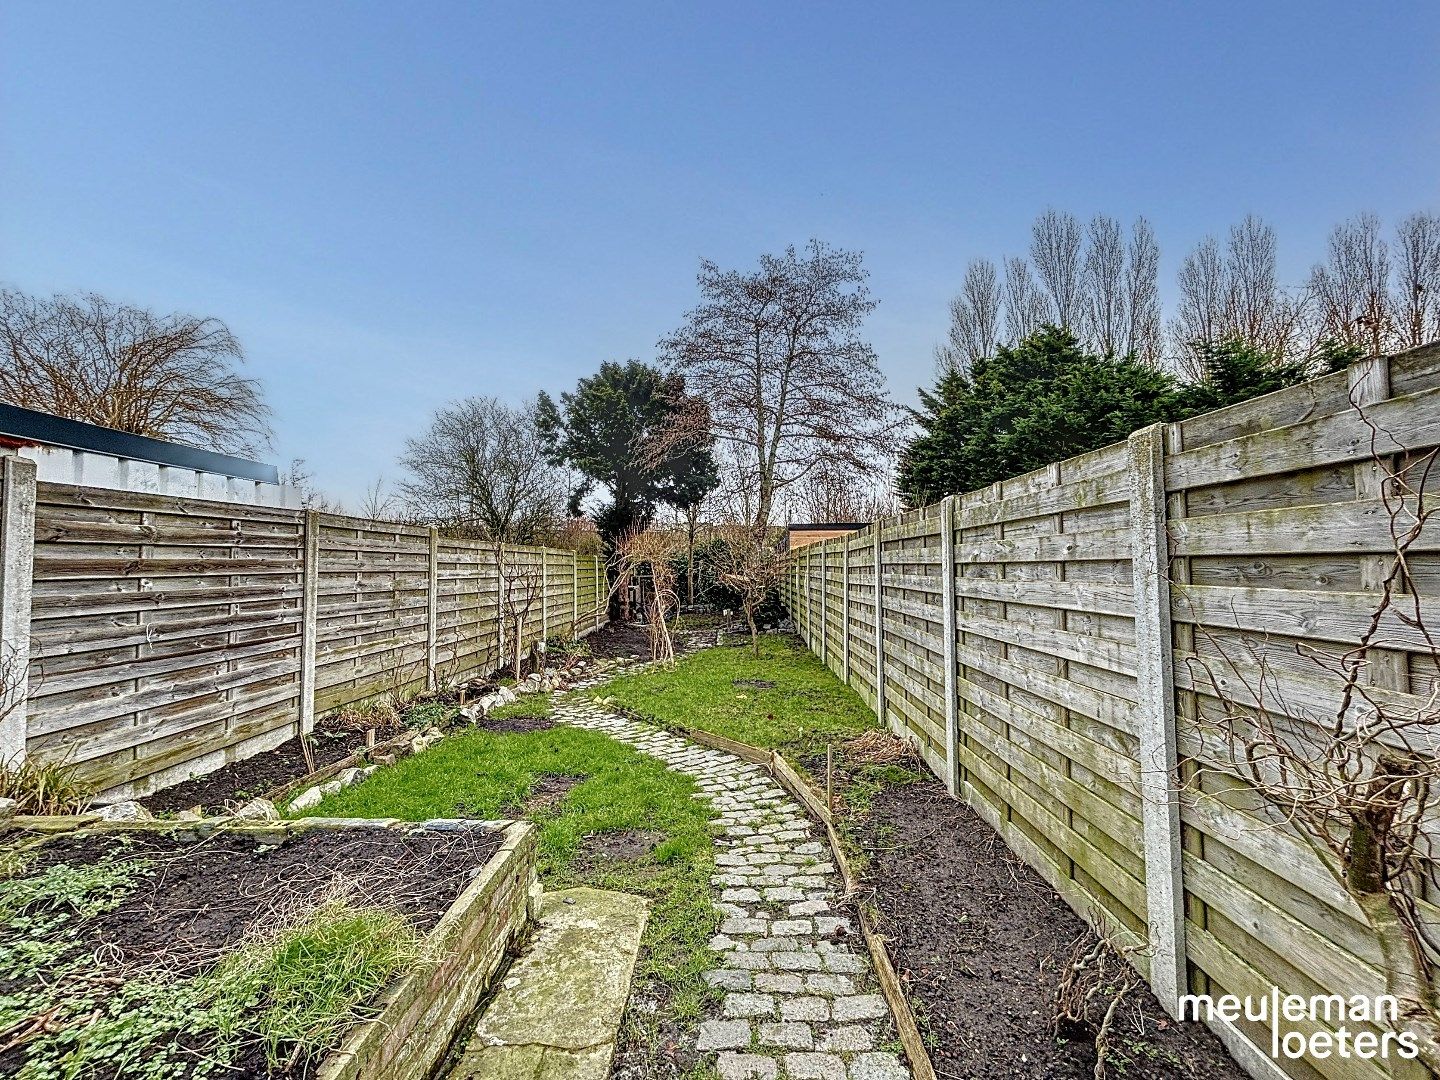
[313,516,430,712]
[783,343,1440,1079]
[26,485,305,798]
[18,483,608,798]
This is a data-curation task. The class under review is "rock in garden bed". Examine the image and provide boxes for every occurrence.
[852,774,1245,1080]
[0,818,536,1079]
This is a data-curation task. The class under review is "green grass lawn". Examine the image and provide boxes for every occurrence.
[600,633,881,758]
[292,721,719,1066]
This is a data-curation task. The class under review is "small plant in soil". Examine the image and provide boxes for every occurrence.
[0,755,95,815]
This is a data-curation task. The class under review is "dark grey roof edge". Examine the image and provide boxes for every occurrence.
[0,402,280,484]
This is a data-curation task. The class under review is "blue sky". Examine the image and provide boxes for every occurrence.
[3,2,1437,506]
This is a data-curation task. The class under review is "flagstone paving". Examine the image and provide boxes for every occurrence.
[551,669,910,1080]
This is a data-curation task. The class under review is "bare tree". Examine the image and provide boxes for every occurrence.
[1031,209,1085,330]
[1170,235,1228,375]
[1392,212,1440,350]
[0,288,270,455]
[1169,216,1311,376]
[1124,217,1163,364]
[356,477,398,521]
[660,240,896,531]
[1311,212,1395,357]
[710,524,788,656]
[280,458,344,513]
[1003,256,1050,344]
[1081,215,1126,356]
[497,547,547,680]
[789,462,896,523]
[613,529,684,664]
[399,396,567,542]
[936,258,1002,376]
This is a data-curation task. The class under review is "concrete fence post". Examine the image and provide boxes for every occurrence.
[571,550,579,635]
[595,554,603,630]
[497,543,508,670]
[540,548,549,645]
[426,528,439,689]
[1128,423,1186,1015]
[939,496,959,797]
[840,539,851,685]
[873,527,888,731]
[298,509,319,736]
[823,541,835,668]
[0,454,36,764]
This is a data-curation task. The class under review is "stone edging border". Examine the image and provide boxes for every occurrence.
[676,725,939,1080]
[262,728,418,807]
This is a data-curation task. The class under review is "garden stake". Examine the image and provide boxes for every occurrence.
[826,744,834,813]
[365,727,376,748]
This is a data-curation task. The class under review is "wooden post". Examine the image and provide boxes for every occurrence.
[426,528,439,689]
[0,455,35,763]
[840,539,851,685]
[1128,423,1186,1015]
[939,496,959,797]
[298,509,319,736]
[873,527,888,731]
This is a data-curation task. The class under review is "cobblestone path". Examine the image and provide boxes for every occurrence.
[549,687,911,1080]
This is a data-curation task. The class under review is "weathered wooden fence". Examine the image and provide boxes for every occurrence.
[782,343,1440,1080]
[0,478,606,800]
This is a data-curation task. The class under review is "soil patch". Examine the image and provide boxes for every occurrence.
[583,620,655,659]
[733,678,777,689]
[854,775,1245,1080]
[493,773,584,820]
[139,721,387,814]
[479,714,556,734]
[580,828,666,862]
[0,824,503,1078]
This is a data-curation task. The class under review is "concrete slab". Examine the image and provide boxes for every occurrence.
[448,887,650,1080]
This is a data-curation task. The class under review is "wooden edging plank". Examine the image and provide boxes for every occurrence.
[681,726,939,1080]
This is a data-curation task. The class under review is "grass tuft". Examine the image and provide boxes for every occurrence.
[0,754,95,815]
[213,900,420,1070]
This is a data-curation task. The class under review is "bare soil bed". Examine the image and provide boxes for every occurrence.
[0,824,502,1078]
[140,716,404,814]
[584,619,657,659]
[852,774,1246,1080]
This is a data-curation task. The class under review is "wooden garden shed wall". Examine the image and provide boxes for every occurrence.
[3,486,607,801]
[781,343,1440,1080]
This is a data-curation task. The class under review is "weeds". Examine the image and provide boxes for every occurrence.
[0,755,94,815]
